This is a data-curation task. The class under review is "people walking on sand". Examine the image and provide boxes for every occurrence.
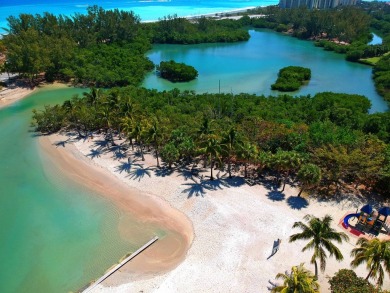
[271,238,281,256]
[276,238,281,252]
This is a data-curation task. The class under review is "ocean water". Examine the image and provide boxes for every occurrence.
[0,0,278,34]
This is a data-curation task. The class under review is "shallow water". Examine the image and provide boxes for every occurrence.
[0,86,161,293]
[143,29,388,113]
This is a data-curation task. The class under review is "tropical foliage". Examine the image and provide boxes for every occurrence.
[149,14,250,44]
[157,60,198,82]
[329,269,380,293]
[350,238,390,288]
[31,87,390,195]
[271,66,311,92]
[289,214,349,278]
[1,6,248,86]
[271,263,319,293]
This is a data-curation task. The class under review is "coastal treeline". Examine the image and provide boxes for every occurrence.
[148,14,250,44]
[249,6,371,43]
[32,87,390,196]
[1,6,248,86]
[3,4,390,103]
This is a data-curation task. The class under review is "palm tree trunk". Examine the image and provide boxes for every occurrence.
[365,266,375,281]
[210,156,214,180]
[130,138,134,150]
[155,144,160,168]
[297,187,304,197]
[314,260,318,280]
[244,163,248,178]
[139,141,144,161]
[228,158,232,178]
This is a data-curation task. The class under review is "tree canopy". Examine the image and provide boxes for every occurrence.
[157,60,198,82]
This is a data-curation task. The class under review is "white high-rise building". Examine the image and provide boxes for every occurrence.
[279,0,357,9]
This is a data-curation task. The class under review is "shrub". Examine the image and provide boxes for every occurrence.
[157,60,198,82]
[329,269,377,293]
[271,66,311,92]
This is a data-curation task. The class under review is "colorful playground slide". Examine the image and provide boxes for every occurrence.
[343,213,360,228]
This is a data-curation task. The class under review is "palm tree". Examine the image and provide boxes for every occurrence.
[83,87,102,109]
[271,263,320,293]
[297,163,322,197]
[199,135,222,180]
[350,238,390,288]
[289,214,349,279]
[133,120,145,161]
[197,117,214,141]
[222,127,239,178]
[237,142,257,178]
[282,151,303,192]
[98,106,113,143]
[120,117,135,150]
[147,118,162,168]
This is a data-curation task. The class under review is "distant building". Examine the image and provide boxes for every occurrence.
[279,0,357,9]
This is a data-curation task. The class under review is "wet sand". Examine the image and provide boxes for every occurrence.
[0,85,35,109]
[39,134,194,281]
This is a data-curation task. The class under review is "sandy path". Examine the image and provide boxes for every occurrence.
[41,133,390,293]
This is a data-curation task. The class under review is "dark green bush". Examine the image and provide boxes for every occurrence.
[157,60,198,82]
[329,269,377,293]
[271,66,311,92]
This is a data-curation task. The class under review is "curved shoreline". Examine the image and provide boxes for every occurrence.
[39,134,194,284]
[0,85,35,110]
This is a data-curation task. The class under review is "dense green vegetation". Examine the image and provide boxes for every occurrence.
[32,86,390,196]
[2,7,152,86]
[249,6,371,43]
[1,7,248,86]
[148,14,250,44]
[329,269,378,293]
[157,60,198,82]
[271,263,319,293]
[271,66,311,92]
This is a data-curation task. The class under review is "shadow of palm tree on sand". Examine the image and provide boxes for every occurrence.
[287,196,309,210]
[266,190,286,202]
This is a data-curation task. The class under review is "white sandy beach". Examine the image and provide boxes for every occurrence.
[0,84,35,109]
[39,133,390,293]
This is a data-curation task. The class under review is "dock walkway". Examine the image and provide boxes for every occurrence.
[82,236,159,293]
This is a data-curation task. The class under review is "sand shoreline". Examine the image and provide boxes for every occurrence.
[0,83,35,109]
[38,131,390,293]
[39,133,194,282]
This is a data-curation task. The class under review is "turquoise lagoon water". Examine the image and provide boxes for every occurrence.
[143,29,388,113]
[0,87,161,293]
[0,0,278,35]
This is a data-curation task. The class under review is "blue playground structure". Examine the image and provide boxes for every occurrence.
[343,204,390,237]
[343,213,360,228]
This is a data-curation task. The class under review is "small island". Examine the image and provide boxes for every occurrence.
[157,60,198,82]
[271,66,311,92]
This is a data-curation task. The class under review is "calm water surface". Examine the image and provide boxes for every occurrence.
[144,29,388,113]
[0,87,161,293]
